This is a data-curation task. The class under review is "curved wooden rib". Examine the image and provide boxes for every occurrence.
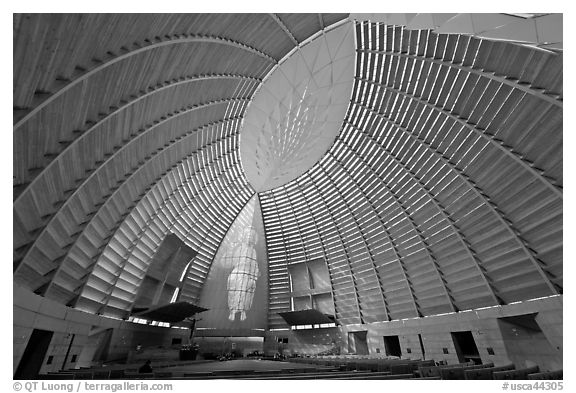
[328,149,458,313]
[326,152,427,317]
[306,171,365,324]
[91,159,250,313]
[270,14,298,45]
[346,108,558,297]
[262,192,294,326]
[15,96,249,208]
[14,75,260,202]
[14,35,276,130]
[343,120,504,306]
[356,76,562,199]
[15,114,242,274]
[64,153,236,303]
[311,164,395,320]
[358,48,563,108]
[294,180,375,320]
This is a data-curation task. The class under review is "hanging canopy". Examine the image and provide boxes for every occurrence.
[278,309,336,326]
[131,302,208,323]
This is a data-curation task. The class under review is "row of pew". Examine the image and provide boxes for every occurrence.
[420,362,562,380]
[37,359,202,380]
[291,357,563,380]
[37,358,562,380]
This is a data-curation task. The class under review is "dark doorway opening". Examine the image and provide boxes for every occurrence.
[383,335,402,357]
[14,329,54,379]
[451,331,481,364]
[348,331,369,355]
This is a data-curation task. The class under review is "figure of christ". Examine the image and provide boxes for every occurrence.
[226,227,260,321]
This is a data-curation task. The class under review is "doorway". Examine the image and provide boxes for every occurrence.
[14,329,54,379]
[383,335,402,357]
[451,331,481,364]
[348,331,369,355]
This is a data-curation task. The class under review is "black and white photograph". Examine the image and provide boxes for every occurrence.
[10,7,567,390]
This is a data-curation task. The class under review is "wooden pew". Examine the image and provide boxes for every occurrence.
[182,372,215,378]
[528,370,563,380]
[252,370,283,375]
[37,373,75,380]
[465,364,515,380]
[244,370,376,380]
[125,372,154,379]
[494,366,540,380]
[179,368,344,380]
[390,364,414,375]
[440,362,494,380]
[279,368,311,374]
[73,372,94,380]
[153,371,173,378]
[419,362,475,378]
[333,373,414,380]
[212,369,255,376]
[109,370,125,379]
[92,370,111,379]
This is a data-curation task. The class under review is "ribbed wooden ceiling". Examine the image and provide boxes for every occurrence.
[261,21,562,329]
[13,14,562,326]
[13,13,348,319]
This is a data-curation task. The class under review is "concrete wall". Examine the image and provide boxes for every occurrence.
[338,295,562,371]
[14,283,562,374]
[259,296,561,370]
[13,285,189,376]
[497,313,562,370]
[264,328,343,356]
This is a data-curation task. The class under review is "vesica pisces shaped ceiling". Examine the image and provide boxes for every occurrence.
[240,21,355,192]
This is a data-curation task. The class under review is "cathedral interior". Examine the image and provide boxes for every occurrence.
[12,13,563,381]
